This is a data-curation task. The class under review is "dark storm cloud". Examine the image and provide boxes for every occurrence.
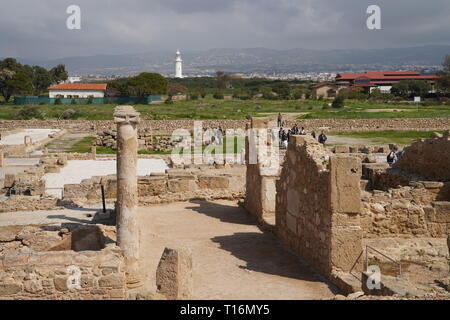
[0,0,449,59]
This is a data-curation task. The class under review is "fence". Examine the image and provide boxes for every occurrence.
[14,95,162,105]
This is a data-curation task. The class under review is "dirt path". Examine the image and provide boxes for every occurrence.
[137,200,338,300]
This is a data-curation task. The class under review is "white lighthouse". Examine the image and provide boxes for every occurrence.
[175,50,183,78]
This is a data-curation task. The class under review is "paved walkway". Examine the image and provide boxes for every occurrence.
[0,129,60,146]
[43,159,169,198]
[137,200,337,300]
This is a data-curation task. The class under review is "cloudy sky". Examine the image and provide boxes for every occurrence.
[1,0,450,59]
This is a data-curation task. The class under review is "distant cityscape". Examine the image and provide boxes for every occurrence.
[22,45,448,82]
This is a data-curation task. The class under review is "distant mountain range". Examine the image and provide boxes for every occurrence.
[12,45,450,76]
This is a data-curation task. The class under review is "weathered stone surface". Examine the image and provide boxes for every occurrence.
[394,134,450,180]
[53,276,69,292]
[0,283,22,296]
[98,274,125,289]
[156,247,193,300]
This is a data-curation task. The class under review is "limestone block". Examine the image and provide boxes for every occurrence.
[156,247,193,300]
[330,156,361,215]
[431,202,450,223]
[334,146,349,154]
[0,283,22,296]
[138,177,167,196]
[168,178,196,193]
[4,174,15,188]
[98,274,125,289]
[330,226,363,273]
[197,176,229,189]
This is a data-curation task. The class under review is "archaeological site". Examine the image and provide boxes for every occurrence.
[0,108,449,301]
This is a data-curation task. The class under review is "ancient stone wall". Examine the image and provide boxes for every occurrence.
[0,197,62,213]
[63,170,245,204]
[2,118,450,135]
[0,248,126,300]
[394,133,450,180]
[275,135,363,276]
[95,128,181,152]
[0,224,127,300]
[360,156,450,238]
[361,188,449,238]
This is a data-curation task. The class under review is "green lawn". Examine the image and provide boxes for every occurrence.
[2,97,450,120]
[68,136,97,153]
[331,130,444,145]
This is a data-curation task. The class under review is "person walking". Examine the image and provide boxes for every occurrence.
[318,131,327,145]
[277,113,283,127]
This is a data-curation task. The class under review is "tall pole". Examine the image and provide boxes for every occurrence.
[114,105,142,288]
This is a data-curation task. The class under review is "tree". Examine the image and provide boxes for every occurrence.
[169,83,188,95]
[332,95,345,108]
[50,64,68,84]
[272,82,291,99]
[107,78,130,96]
[391,80,431,98]
[437,55,450,93]
[32,66,53,95]
[216,71,230,90]
[0,58,33,103]
[127,73,168,101]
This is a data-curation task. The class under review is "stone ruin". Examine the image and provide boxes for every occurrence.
[245,118,450,297]
[95,128,183,153]
[0,106,194,300]
[1,111,449,300]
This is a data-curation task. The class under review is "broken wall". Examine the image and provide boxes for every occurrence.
[394,134,450,180]
[275,135,363,276]
[244,118,280,223]
[0,247,126,300]
[64,171,245,204]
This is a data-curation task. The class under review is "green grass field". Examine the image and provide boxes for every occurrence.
[3,97,450,121]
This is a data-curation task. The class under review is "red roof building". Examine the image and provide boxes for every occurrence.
[48,83,107,99]
[335,71,439,93]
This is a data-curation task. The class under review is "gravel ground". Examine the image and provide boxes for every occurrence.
[0,129,60,146]
[43,159,169,198]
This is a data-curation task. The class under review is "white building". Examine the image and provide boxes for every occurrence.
[66,76,82,83]
[48,83,107,98]
[175,50,183,78]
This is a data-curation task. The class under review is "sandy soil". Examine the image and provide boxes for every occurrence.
[137,200,338,300]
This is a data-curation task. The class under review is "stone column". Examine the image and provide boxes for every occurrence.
[0,151,4,168]
[91,146,97,160]
[114,106,142,288]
